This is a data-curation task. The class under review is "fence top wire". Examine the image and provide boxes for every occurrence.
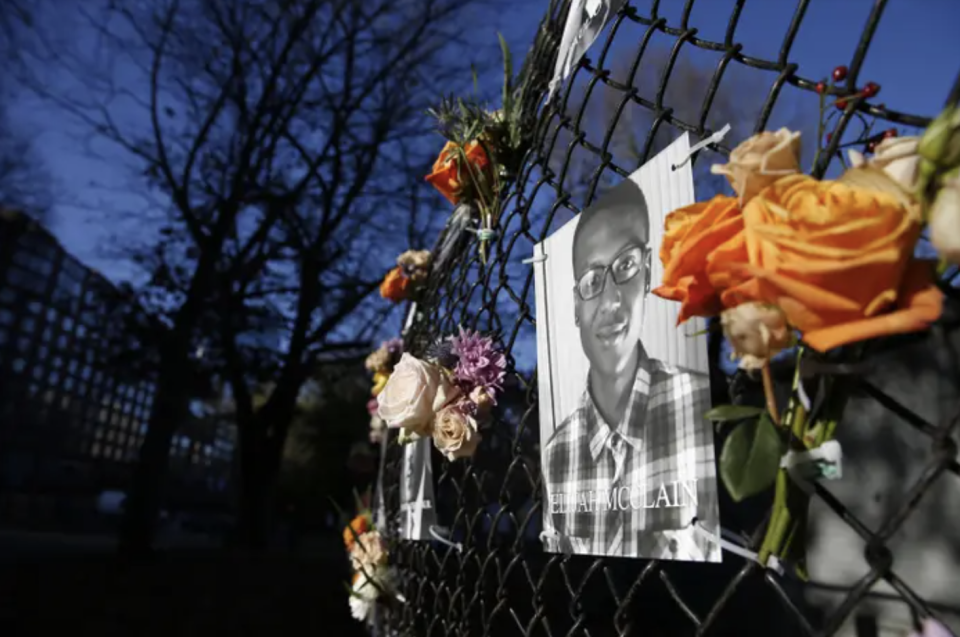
[381,1,960,636]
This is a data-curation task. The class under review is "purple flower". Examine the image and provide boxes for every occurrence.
[908,619,957,637]
[384,337,404,356]
[450,327,506,395]
[426,337,458,369]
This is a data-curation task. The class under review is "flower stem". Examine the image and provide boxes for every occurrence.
[761,363,780,426]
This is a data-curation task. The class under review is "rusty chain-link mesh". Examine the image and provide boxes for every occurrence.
[379,1,960,636]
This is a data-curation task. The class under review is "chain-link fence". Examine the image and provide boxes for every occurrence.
[381,1,960,636]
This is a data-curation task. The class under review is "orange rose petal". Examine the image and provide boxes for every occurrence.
[802,261,943,352]
[730,264,864,314]
[663,215,744,284]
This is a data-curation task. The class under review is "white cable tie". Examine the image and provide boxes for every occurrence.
[690,519,785,576]
[672,123,732,171]
[781,440,843,493]
[523,254,548,265]
[428,525,463,553]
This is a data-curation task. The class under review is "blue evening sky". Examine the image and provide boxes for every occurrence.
[8,0,959,373]
[17,0,958,280]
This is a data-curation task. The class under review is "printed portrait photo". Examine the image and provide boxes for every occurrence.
[548,0,626,101]
[399,437,437,540]
[533,134,722,561]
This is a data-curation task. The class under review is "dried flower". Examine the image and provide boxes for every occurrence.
[425,337,459,369]
[710,128,802,205]
[380,266,411,302]
[450,327,507,394]
[720,303,794,370]
[350,529,387,572]
[365,348,392,375]
[343,514,371,550]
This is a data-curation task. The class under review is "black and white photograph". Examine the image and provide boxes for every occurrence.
[547,0,626,102]
[533,134,722,561]
[398,437,437,540]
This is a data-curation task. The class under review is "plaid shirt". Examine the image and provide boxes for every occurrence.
[541,351,721,561]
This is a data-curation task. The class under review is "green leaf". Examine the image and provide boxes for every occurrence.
[719,413,784,502]
[471,64,479,95]
[704,405,766,422]
[498,32,513,116]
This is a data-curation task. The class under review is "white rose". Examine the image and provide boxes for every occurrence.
[349,595,372,622]
[930,175,960,265]
[377,353,460,434]
[848,136,921,195]
[710,128,802,205]
[432,404,481,462]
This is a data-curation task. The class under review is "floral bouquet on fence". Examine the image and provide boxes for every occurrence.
[652,97,959,575]
[366,338,404,444]
[376,327,506,460]
[425,35,531,264]
[380,250,432,303]
[340,489,404,623]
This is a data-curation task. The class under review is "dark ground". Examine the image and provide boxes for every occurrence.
[0,530,369,637]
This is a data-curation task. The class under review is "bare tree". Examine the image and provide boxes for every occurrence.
[25,0,494,552]
[0,2,55,223]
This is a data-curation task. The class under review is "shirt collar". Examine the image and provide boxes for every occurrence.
[584,348,653,461]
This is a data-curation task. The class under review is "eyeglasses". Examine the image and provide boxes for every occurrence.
[574,245,647,301]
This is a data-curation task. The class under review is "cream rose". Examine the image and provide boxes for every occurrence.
[350,529,387,572]
[930,175,960,264]
[721,302,794,371]
[365,346,391,374]
[377,353,459,434]
[711,128,802,205]
[848,136,921,195]
[397,249,431,269]
[432,404,481,461]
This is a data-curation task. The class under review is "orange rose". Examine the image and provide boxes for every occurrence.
[343,514,370,550]
[708,174,942,352]
[651,195,744,323]
[379,266,410,302]
[425,140,491,205]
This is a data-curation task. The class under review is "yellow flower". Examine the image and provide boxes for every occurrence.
[371,372,390,397]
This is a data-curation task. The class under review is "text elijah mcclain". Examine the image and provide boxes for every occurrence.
[548,479,699,514]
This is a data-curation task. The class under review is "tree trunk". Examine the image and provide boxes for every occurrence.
[118,343,192,556]
[234,401,297,550]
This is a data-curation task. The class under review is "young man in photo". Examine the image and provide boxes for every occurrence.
[541,179,720,560]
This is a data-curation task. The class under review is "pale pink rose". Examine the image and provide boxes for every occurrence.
[721,303,793,370]
[377,353,460,435]
[350,529,387,572]
[848,136,921,195]
[711,128,802,205]
[930,176,960,265]
[432,404,481,461]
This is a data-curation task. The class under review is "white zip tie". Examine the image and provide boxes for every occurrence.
[428,525,463,553]
[522,254,548,265]
[671,123,732,171]
[690,519,785,576]
[781,440,843,495]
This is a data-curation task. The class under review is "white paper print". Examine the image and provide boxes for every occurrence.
[533,133,721,561]
[548,0,626,102]
[398,436,437,540]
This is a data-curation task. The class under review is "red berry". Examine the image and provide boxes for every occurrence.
[835,99,848,110]
[832,65,848,82]
[883,128,897,139]
[866,141,877,154]
[816,81,826,95]
[825,132,833,143]
[862,82,880,98]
